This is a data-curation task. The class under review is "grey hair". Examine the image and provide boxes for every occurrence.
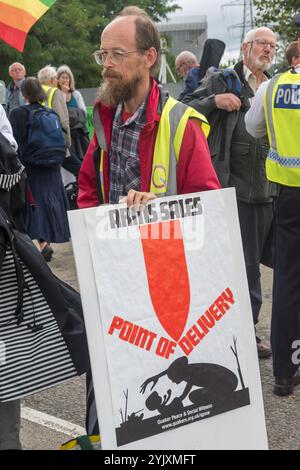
[243,27,276,45]
[37,65,57,84]
[57,65,75,91]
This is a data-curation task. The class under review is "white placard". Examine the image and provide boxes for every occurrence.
[68,188,268,450]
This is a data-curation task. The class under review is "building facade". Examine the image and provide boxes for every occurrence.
[156,16,208,61]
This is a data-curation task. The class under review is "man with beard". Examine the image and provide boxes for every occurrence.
[0,103,23,450]
[245,14,300,395]
[78,7,220,435]
[183,27,279,359]
[78,6,220,212]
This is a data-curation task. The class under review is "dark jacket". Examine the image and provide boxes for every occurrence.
[0,212,90,375]
[183,61,278,203]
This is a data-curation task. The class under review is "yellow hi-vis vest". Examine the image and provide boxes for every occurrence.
[41,84,57,109]
[95,96,210,202]
[264,70,300,186]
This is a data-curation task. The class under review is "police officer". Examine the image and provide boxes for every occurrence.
[245,13,300,396]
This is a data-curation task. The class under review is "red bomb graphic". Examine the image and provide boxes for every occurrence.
[140,220,190,342]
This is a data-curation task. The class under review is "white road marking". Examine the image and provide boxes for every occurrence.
[21,406,86,438]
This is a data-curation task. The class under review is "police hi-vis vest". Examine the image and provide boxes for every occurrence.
[41,84,57,109]
[264,70,300,186]
[95,96,210,202]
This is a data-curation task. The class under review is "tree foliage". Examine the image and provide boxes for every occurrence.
[0,0,179,88]
[254,0,299,45]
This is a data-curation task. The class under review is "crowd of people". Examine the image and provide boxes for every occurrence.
[3,62,89,261]
[0,4,299,450]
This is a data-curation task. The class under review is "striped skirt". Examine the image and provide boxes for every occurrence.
[0,247,77,401]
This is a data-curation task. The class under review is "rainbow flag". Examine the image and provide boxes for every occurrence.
[0,0,57,52]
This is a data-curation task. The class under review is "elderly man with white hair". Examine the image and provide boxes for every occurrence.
[184,27,279,359]
[0,104,17,150]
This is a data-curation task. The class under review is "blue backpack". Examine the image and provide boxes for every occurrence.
[207,67,242,97]
[23,106,67,167]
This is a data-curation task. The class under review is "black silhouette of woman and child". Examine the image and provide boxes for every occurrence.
[140,357,239,415]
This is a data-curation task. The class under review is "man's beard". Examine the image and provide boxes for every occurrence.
[97,71,143,106]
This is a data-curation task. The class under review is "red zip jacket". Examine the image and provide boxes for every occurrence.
[78,80,220,208]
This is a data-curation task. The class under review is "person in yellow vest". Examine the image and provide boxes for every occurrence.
[78,6,220,436]
[245,13,300,396]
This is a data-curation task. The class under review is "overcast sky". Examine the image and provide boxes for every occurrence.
[169,0,246,59]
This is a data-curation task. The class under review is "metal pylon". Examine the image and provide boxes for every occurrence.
[222,0,255,46]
